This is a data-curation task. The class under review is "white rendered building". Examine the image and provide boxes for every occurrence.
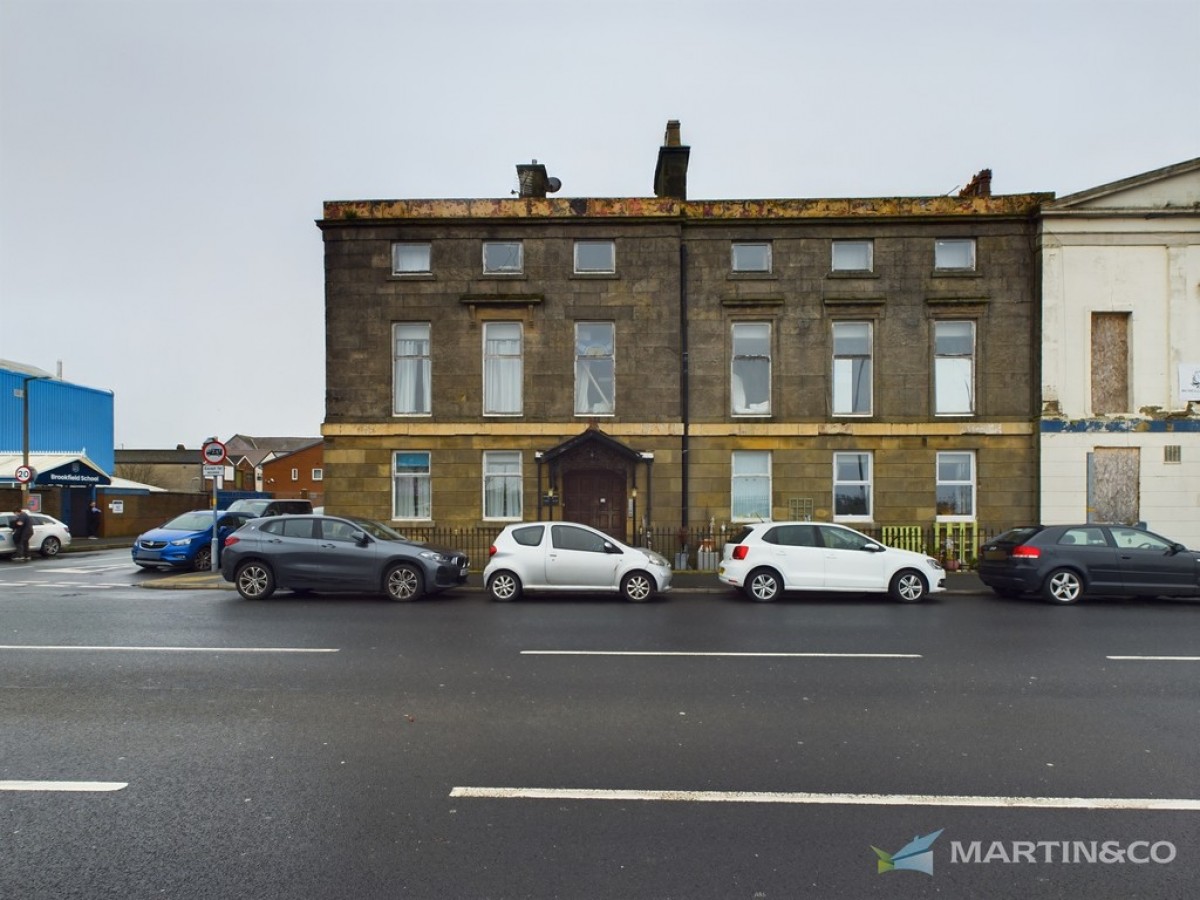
[1039,158,1200,545]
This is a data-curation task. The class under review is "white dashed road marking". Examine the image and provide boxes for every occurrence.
[449,787,1200,811]
[522,650,921,659]
[1,781,127,792]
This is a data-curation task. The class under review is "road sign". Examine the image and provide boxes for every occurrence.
[202,465,225,477]
[202,440,227,465]
[15,465,34,483]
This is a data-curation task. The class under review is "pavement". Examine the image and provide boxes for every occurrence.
[60,536,990,594]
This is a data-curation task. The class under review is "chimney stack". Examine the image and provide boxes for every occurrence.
[515,160,561,198]
[653,120,690,200]
[958,168,993,198]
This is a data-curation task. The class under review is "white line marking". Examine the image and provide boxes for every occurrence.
[1,781,127,792]
[0,645,338,653]
[449,787,1200,811]
[1108,656,1200,662]
[521,650,921,659]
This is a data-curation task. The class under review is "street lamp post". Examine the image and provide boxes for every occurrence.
[19,374,50,507]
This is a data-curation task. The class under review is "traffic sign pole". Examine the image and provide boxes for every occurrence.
[202,439,226,572]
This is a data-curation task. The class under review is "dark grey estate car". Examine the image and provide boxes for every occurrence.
[220,514,469,601]
[978,523,1200,604]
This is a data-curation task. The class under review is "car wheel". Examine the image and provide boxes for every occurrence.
[889,569,928,603]
[193,546,212,571]
[745,568,782,602]
[487,571,521,602]
[620,571,655,602]
[39,536,61,558]
[385,564,423,602]
[235,561,275,600]
[1043,568,1083,605]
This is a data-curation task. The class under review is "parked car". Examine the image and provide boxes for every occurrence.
[220,514,469,601]
[484,522,672,602]
[978,523,1200,604]
[718,521,946,603]
[132,509,255,571]
[0,512,72,558]
[226,498,313,517]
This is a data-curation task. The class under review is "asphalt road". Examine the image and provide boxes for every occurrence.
[2,550,1198,899]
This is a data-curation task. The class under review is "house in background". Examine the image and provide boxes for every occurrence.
[261,439,325,506]
[1039,157,1200,546]
[115,445,208,492]
[223,434,323,494]
[318,121,1051,553]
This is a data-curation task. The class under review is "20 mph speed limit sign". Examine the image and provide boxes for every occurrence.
[15,465,34,483]
[202,440,228,465]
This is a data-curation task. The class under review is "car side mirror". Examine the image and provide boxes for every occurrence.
[864,543,884,553]
[352,531,370,547]
[1170,542,1186,555]
[603,541,621,554]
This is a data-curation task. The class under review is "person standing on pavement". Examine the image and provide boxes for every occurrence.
[11,507,32,561]
[88,500,102,539]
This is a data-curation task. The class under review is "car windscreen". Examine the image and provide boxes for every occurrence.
[991,527,1041,545]
[162,512,214,531]
[342,517,409,542]
[228,500,269,514]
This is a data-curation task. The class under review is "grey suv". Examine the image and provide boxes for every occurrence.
[220,514,469,601]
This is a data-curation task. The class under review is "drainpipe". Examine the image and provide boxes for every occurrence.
[679,241,689,532]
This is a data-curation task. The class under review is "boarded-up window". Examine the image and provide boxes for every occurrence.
[1088,448,1139,524]
[1091,313,1129,414]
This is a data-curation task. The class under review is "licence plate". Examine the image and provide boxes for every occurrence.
[983,549,1007,561]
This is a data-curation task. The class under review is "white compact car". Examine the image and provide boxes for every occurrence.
[0,512,73,558]
[718,521,945,602]
[485,521,672,602]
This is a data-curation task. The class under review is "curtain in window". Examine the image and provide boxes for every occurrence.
[484,323,522,414]
[574,323,614,414]
[394,324,430,414]
[393,452,431,519]
[484,452,522,518]
[934,322,974,414]
[732,451,771,520]
[732,323,770,414]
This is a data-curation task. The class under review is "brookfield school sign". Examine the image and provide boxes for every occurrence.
[36,460,111,487]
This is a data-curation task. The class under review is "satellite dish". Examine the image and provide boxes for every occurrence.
[546,177,562,193]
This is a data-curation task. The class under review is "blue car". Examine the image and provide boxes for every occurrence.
[132,509,254,571]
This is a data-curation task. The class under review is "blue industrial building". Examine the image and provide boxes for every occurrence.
[0,359,115,535]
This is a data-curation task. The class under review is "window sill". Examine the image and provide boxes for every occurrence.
[388,273,436,281]
[728,272,776,280]
[826,271,879,280]
[570,272,620,280]
[931,269,982,278]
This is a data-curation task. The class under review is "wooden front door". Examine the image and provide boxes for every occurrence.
[562,469,626,542]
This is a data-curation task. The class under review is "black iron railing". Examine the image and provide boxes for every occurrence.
[399,522,1006,572]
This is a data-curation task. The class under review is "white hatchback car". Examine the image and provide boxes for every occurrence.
[718,521,945,602]
[0,512,73,558]
[485,521,673,602]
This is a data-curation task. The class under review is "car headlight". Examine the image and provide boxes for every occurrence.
[419,550,450,564]
[925,557,944,571]
[170,538,193,547]
[641,550,670,567]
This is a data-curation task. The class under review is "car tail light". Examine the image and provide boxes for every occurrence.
[732,545,750,560]
[488,545,498,557]
[224,535,240,548]
[1011,545,1040,559]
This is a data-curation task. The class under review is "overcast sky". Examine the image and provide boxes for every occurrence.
[2,0,1197,450]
